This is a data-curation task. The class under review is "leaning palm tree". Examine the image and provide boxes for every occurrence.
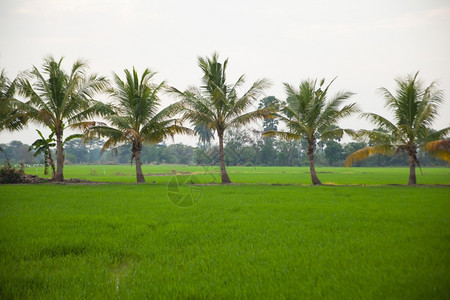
[17,56,110,182]
[170,53,272,184]
[264,78,358,185]
[86,67,191,183]
[345,72,449,185]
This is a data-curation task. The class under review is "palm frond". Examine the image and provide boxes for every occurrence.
[262,130,302,141]
[67,100,116,124]
[101,137,125,153]
[345,145,395,167]
[229,78,272,117]
[355,129,394,144]
[86,125,123,143]
[424,127,450,143]
[63,134,83,145]
[320,128,345,140]
[69,121,107,132]
[423,140,450,163]
[152,101,184,123]
[360,113,398,133]
[229,107,275,128]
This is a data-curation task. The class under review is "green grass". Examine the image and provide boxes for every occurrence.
[25,164,450,185]
[1,182,449,298]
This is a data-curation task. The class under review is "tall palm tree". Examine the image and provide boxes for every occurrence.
[86,67,191,183]
[17,56,110,182]
[170,52,272,184]
[345,72,449,185]
[264,78,358,185]
[0,69,27,131]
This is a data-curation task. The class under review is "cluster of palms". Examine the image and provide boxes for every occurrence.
[1,53,448,185]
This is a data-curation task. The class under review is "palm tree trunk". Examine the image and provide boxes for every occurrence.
[55,132,64,182]
[218,132,231,184]
[134,150,145,183]
[408,154,416,185]
[307,138,321,185]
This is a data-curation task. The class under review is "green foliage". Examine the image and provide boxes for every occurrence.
[170,52,272,183]
[258,96,280,132]
[0,69,27,132]
[17,56,111,181]
[86,67,190,182]
[346,72,449,184]
[29,129,56,176]
[324,140,345,165]
[264,78,358,184]
[0,184,448,298]
[0,141,38,164]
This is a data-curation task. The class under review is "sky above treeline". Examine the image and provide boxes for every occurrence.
[1,0,449,145]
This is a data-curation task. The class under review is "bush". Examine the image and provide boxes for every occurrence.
[0,163,23,183]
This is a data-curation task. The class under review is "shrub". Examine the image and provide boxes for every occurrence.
[0,163,23,183]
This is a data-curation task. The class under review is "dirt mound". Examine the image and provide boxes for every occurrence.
[7,174,100,184]
[20,174,50,184]
[53,178,102,184]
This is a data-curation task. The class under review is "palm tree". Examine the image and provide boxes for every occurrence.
[194,123,214,147]
[86,67,191,183]
[170,52,272,184]
[29,129,56,179]
[258,96,280,132]
[0,69,27,131]
[264,78,358,185]
[345,72,449,185]
[17,56,110,182]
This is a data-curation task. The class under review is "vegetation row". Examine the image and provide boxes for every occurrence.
[1,52,449,185]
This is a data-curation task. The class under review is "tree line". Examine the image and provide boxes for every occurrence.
[1,53,449,185]
[1,130,446,168]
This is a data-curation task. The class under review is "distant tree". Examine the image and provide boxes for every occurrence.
[170,52,273,183]
[264,78,358,185]
[160,144,195,164]
[258,96,280,132]
[194,123,214,147]
[0,141,35,164]
[257,96,280,165]
[345,72,449,185]
[223,128,256,166]
[324,140,345,166]
[86,67,191,182]
[64,139,89,163]
[17,56,110,181]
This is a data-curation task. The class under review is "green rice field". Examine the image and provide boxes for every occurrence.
[0,165,449,298]
[22,164,450,185]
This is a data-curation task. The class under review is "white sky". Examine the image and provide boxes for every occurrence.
[1,0,449,145]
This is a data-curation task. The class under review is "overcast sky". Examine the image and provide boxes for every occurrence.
[1,0,449,145]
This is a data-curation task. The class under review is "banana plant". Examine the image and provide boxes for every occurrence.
[29,129,56,179]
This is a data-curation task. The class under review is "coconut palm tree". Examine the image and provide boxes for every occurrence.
[0,69,27,131]
[345,72,449,185]
[264,78,358,185]
[17,56,110,182]
[86,67,191,183]
[170,52,272,184]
